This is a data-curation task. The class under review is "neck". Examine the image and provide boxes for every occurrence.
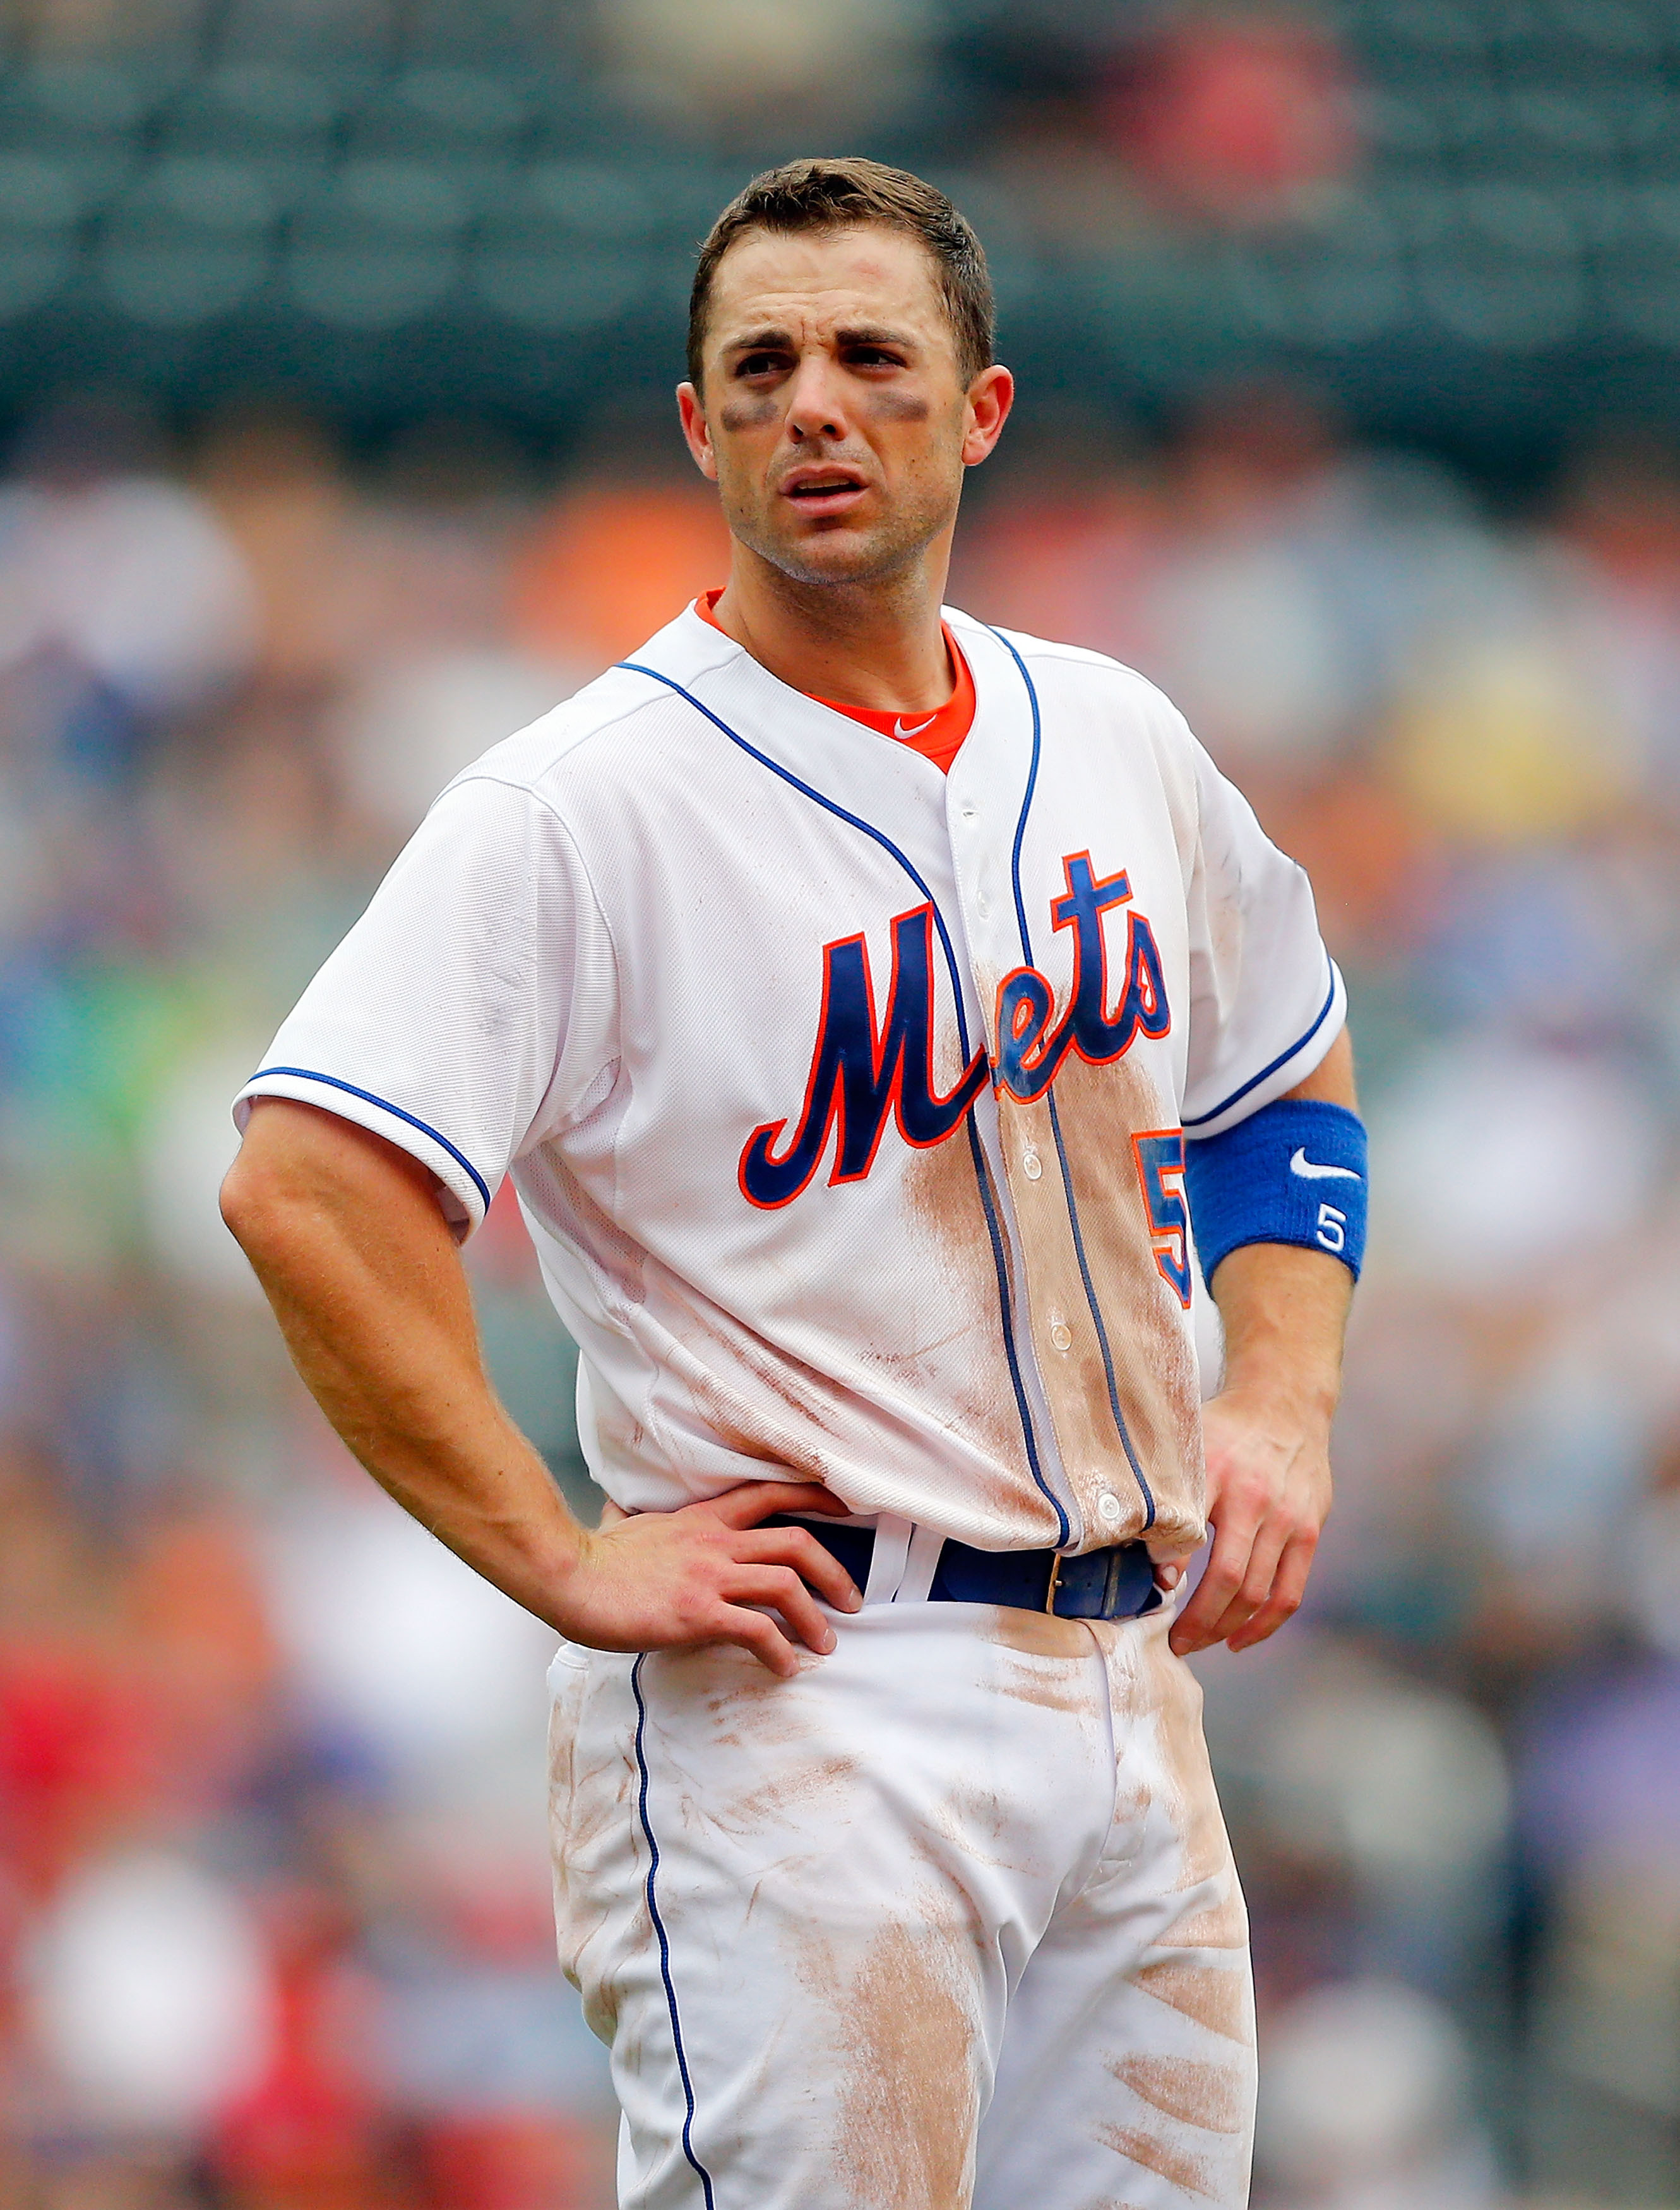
[708,529,956,714]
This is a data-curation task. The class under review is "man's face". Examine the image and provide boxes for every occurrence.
[678,224,1010,589]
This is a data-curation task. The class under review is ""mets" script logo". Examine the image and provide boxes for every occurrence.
[739,853,1170,1209]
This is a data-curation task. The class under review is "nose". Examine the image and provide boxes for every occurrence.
[783,350,849,443]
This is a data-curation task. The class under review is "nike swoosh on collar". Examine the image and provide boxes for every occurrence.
[893,714,937,739]
[1289,1148,1362,1181]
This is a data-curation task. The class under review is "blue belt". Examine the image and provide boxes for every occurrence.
[766,1517,1162,1622]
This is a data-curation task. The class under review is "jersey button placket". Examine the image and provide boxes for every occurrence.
[948,771,1081,1547]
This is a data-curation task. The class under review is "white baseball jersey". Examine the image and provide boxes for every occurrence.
[236,602,1342,1562]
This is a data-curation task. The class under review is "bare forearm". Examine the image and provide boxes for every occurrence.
[1210,1240,1351,1425]
[222,1099,861,1676]
[1169,1030,1359,1654]
[223,1108,587,1630]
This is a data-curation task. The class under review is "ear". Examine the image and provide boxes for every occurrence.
[961,364,1015,469]
[677,381,718,482]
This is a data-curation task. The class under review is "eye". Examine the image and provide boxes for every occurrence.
[735,350,788,378]
[847,345,904,369]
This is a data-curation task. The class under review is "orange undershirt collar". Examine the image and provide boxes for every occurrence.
[694,589,974,774]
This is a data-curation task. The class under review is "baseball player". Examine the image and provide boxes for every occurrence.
[222,159,1363,2209]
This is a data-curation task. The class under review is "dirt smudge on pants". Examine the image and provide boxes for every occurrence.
[828,1920,982,2209]
[723,1751,860,1831]
[1164,1887,1249,1950]
[1134,1957,1253,2045]
[986,1606,1093,1659]
[1137,1618,1234,1896]
[1109,2053,1248,2134]
[994,1660,1091,1716]
[1096,2123,1215,2199]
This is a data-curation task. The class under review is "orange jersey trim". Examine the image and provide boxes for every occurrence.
[694,590,975,772]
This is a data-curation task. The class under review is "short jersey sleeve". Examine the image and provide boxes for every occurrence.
[1179,738,1345,1140]
[234,773,617,1236]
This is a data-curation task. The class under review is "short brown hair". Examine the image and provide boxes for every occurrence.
[687,157,995,392]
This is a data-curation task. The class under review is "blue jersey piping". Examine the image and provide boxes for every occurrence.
[1182,967,1340,1131]
[965,1115,1067,1544]
[619,664,975,1056]
[988,626,1157,1531]
[617,658,1066,1542]
[248,1066,492,1215]
[631,1654,717,2209]
[1043,1092,1155,1527]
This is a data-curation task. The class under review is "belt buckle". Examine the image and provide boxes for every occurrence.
[1044,1551,1063,1615]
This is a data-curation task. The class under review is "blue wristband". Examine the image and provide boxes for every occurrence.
[1182,1097,1367,1284]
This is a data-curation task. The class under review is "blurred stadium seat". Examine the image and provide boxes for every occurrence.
[0,0,1664,442]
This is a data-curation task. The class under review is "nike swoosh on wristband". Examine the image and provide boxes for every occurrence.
[893,714,937,739]
[1289,1147,1362,1181]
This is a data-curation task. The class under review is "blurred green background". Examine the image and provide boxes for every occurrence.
[2,3,1679,2207]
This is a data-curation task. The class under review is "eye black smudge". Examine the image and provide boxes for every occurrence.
[718,397,778,430]
[867,391,932,423]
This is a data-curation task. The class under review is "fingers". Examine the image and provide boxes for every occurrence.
[727,1565,838,1656]
[1226,1530,1318,1653]
[715,1605,806,1679]
[706,1481,848,1529]
[1170,1508,1262,1656]
[573,1486,865,1677]
[737,1525,862,1614]
[1200,1517,1292,1652]
[1171,1512,1321,1656]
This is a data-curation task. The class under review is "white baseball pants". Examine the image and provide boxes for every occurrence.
[547,1598,1255,2209]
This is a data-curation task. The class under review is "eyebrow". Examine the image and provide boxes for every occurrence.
[721,324,919,357]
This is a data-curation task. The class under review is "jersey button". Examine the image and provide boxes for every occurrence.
[1097,1490,1124,1527]
[1022,1148,1042,1180]
[1049,1320,1073,1352]
[960,804,977,822]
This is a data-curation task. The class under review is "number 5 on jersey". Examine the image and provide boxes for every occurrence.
[1131,1130,1193,1307]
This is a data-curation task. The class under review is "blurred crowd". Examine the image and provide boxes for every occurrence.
[2,376,1680,2210]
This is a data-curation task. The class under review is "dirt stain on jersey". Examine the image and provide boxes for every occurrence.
[672,1341,842,1490]
[1047,1051,1206,1553]
[1095,2123,1215,2200]
[894,1132,1050,1527]
[1109,2054,1248,2135]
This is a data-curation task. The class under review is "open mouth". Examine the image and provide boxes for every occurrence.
[782,469,867,511]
